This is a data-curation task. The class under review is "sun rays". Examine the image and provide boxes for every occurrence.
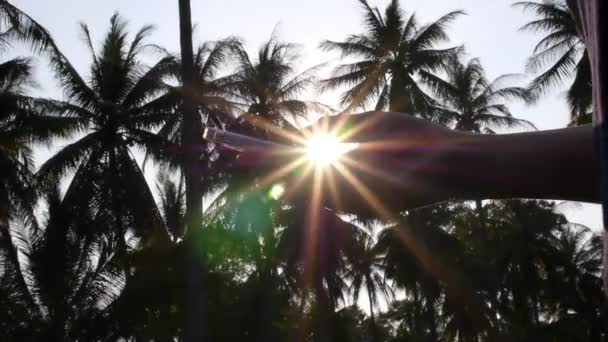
[304,133,357,166]
[203,113,495,333]
[220,113,400,222]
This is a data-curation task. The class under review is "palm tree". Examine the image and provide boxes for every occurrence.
[153,38,241,146]
[426,58,534,134]
[0,188,123,342]
[425,57,534,223]
[376,212,448,342]
[175,0,213,340]
[485,200,563,338]
[152,37,241,197]
[514,1,591,125]
[202,35,327,213]
[107,175,181,341]
[1,56,81,229]
[320,0,463,117]
[542,223,606,340]
[332,305,369,342]
[0,57,41,225]
[377,204,495,341]
[224,35,325,129]
[1,1,74,227]
[345,232,392,342]
[277,206,363,342]
[383,296,436,340]
[36,13,171,248]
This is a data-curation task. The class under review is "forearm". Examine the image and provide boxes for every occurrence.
[438,125,600,203]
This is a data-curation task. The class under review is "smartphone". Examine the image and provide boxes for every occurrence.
[203,127,287,152]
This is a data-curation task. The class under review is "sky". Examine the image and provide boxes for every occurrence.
[10,0,603,232]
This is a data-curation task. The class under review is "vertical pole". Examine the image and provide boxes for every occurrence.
[178,0,207,340]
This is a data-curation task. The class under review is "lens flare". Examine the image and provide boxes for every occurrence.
[269,183,285,200]
[305,133,358,167]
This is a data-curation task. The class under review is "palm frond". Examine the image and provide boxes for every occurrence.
[514,1,574,34]
[126,24,155,63]
[473,113,536,130]
[36,132,101,190]
[336,64,386,111]
[130,88,180,120]
[30,98,96,120]
[6,108,86,145]
[531,30,579,55]
[198,38,240,80]
[47,48,99,111]
[2,221,39,312]
[480,86,529,107]
[113,147,166,241]
[122,56,175,108]
[320,60,379,92]
[319,35,377,59]
[566,51,592,118]
[526,37,580,73]
[126,128,178,169]
[91,13,134,103]
[78,23,100,73]
[374,83,390,111]
[527,44,579,100]
[277,62,323,99]
[0,57,35,93]
[418,69,458,105]
[412,46,463,73]
[425,104,460,126]
[356,0,385,42]
[412,10,465,50]
[155,171,185,240]
[401,12,418,42]
[382,0,405,46]
[0,0,58,52]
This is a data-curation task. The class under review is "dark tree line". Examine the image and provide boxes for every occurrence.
[1,0,605,341]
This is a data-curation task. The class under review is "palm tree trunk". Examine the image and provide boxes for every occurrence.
[388,74,414,114]
[314,286,335,342]
[108,149,129,273]
[425,299,438,342]
[475,199,486,227]
[474,199,483,216]
[475,199,489,241]
[50,315,66,342]
[178,0,208,341]
[367,290,378,342]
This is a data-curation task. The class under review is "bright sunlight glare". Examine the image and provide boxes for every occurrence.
[305,134,358,167]
[269,183,285,200]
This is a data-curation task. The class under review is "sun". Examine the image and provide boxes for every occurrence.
[304,133,358,167]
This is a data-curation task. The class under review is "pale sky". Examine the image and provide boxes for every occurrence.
[10,0,603,231]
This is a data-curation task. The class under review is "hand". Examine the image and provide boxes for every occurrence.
[240,111,467,219]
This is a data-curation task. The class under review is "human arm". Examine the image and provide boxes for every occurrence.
[430,124,598,203]
[236,111,599,217]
